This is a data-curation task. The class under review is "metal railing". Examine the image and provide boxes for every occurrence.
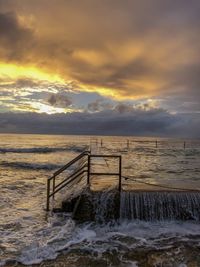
[46,150,90,211]
[92,138,200,150]
[46,150,122,211]
[88,155,122,191]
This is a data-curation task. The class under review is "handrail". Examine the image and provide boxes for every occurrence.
[48,150,90,180]
[46,151,122,211]
[49,169,88,198]
[54,163,88,190]
[47,150,90,211]
[89,155,122,191]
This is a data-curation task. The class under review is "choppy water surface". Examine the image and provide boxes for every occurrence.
[0,134,200,267]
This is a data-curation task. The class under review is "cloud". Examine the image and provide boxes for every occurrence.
[0,0,200,115]
[2,0,200,97]
[0,12,34,61]
[87,99,113,112]
[0,107,199,138]
[0,11,72,69]
[47,93,72,108]
[87,99,160,114]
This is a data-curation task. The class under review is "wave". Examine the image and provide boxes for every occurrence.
[0,146,87,154]
[0,161,63,171]
[3,220,200,266]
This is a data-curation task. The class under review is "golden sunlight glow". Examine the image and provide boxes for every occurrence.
[0,63,125,100]
[0,62,161,103]
[30,102,73,114]
[80,84,118,98]
[79,83,157,101]
[0,63,66,84]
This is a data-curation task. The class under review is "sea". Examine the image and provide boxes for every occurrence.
[0,134,200,267]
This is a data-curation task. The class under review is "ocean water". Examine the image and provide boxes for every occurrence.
[0,134,200,267]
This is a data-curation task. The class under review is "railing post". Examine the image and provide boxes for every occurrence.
[118,156,122,191]
[87,155,91,185]
[53,176,55,200]
[127,139,129,149]
[47,179,50,211]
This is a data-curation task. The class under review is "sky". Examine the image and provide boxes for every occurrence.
[0,0,199,136]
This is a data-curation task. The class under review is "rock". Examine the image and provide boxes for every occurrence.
[61,189,121,223]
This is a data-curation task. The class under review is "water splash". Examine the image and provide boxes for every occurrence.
[120,191,200,221]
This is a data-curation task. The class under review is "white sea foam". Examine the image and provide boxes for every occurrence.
[10,220,200,265]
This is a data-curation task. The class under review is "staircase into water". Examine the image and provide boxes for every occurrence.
[46,150,200,222]
[46,150,122,210]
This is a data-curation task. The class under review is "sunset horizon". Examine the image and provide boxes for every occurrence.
[0,0,200,137]
[1,2,200,266]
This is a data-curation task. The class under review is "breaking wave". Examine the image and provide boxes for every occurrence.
[2,217,200,266]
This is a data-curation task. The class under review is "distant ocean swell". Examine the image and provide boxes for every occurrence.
[0,161,63,171]
[0,146,87,154]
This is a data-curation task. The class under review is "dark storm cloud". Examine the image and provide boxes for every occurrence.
[0,108,199,138]
[0,10,72,66]
[114,104,135,114]
[87,99,113,112]
[0,12,34,60]
[47,93,72,108]
[0,12,31,41]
